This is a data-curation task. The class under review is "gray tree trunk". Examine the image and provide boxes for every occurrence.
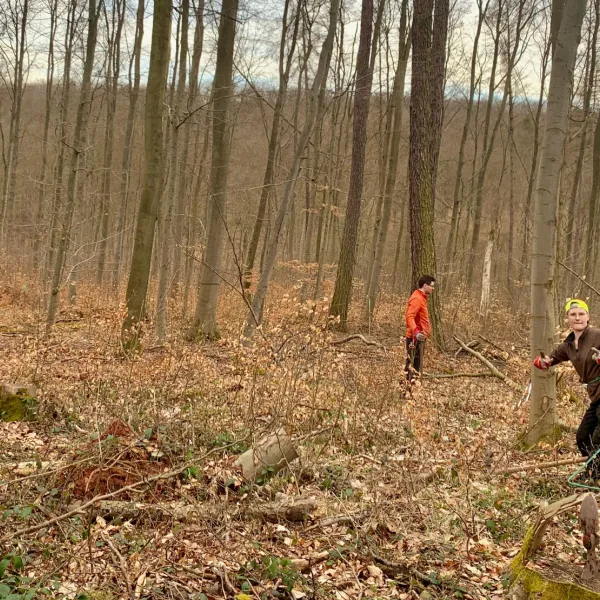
[528,0,586,445]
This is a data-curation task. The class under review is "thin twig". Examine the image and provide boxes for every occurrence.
[557,259,600,298]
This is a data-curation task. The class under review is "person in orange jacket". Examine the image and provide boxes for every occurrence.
[404,274,436,380]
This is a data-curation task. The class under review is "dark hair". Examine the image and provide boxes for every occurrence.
[417,274,436,289]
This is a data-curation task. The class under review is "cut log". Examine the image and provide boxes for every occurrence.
[503,457,586,475]
[234,428,298,482]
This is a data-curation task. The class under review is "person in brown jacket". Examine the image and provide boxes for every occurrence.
[534,299,600,465]
[404,274,436,380]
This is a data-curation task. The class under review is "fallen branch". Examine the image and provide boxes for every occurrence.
[423,372,496,379]
[331,334,388,351]
[305,511,368,532]
[290,550,331,572]
[453,335,520,390]
[503,456,586,475]
[2,438,247,541]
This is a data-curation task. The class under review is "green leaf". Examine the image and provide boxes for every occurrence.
[0,584,10,598]
[24,590,37,600]
[10,556,23,572]
[144,428,153,439]
[0,559,10,579]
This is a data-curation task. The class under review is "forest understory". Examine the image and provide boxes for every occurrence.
[0,276,593,600]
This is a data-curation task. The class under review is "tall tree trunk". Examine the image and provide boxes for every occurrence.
[364,0,409,318]
[243,0,340,340]
[180,0,205,314]
[244,0,301,289]
[0,0,29,246]
[329,0,376,329]
[408,0,449,349]
[33,0,58,270]
[45,0,77,286]
[188,0,239,340]
[121,0,172,348]
[97,0,126,285]
[519,31,551,284]
[446,0,489,267]
[156,0,189,341]
[585,109,600,278]
[528,0,586,445]
[46,0,100,330]
[113,0,144,289]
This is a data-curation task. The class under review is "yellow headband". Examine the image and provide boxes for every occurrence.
[565,298,589,313]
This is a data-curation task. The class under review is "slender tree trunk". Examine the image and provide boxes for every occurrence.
[243,0,340,340]
[180,0,205,314]
[364,0,409,318]
[188,0,239,340]
[33,0,58,270]
[0,0,29,246]
[244,0,301,289]
[121,0,172,348]
[113,0,144,289]
[329,0,375,329]
[156,0,189,341]
[446,0,489,266]
[528,0,586,445]
[97,0,125,285]
[46,0,99,331]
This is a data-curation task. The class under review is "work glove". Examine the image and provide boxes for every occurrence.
[415,331,427,342]
[534,355,552,370]
[592,347,600,365]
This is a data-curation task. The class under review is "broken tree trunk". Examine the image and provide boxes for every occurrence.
[234,428,298,481]
[509,493,600,599]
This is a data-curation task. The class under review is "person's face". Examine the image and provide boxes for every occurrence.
[422,281,435,295]
[567,307,589,331]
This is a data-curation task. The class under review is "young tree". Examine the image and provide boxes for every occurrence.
[188,0,239,339]
[46,0,100,330]
[242,0,340,340]
[408,0,449,348]
[244,0,301,289]
[121,0,172,348]
[528,0,586,445]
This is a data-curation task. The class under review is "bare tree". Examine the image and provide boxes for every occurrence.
[243,0,341,340]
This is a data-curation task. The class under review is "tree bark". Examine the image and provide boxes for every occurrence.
[121,0,172,348]
[528,0,586,445]
[408,0,449,349]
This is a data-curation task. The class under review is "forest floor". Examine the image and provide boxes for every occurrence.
[0,278,593,599]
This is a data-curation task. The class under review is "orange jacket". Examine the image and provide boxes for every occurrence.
[405,289,431,339]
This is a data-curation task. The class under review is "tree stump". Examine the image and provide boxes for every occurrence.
[234,428,298,482]
[509,493,600,599]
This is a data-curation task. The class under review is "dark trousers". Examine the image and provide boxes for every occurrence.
[576,401,600,458]
[405,337,425,380]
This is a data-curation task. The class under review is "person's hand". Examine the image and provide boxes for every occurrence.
[534,355,552,370]
[592,347,600,364]
[415,331,427,342]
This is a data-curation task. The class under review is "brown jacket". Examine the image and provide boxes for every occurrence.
[550,326,600,404]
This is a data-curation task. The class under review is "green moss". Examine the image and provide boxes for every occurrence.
[0,394,37,422]
[510,525,600,599]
